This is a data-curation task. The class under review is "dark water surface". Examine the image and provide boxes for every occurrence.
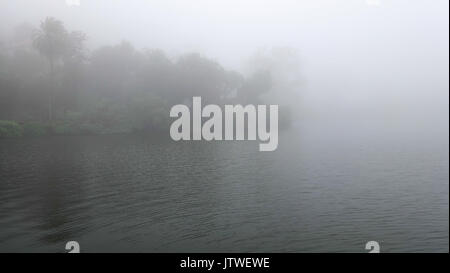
[0,124,448,252]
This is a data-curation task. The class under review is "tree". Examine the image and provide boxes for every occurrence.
[174,53,242,104]
[33,17,86,122]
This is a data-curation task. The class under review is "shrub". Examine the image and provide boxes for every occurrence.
[23,122,47,136]
[0,120,23,137]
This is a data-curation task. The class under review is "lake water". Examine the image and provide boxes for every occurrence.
[0,122,448,252]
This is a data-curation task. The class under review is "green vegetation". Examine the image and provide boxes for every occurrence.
[0,120,23,137]
[22,122,47,136]
[0,17,297,138]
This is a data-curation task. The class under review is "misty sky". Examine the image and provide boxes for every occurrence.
[0,0,448,128]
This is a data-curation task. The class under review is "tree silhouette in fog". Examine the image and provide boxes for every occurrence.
[33,17,86,122]
[0,17,295,137]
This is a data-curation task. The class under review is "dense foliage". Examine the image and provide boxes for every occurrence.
[0,18,296,137]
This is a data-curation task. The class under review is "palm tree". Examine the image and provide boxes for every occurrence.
[33,17,75,122]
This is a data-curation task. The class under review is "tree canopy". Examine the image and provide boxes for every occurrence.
[0,17,296,136]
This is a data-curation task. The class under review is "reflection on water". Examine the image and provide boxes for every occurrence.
[0,125,448,252]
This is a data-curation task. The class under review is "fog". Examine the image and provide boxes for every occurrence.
[0,0,449,253]
[0,0,448,132]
